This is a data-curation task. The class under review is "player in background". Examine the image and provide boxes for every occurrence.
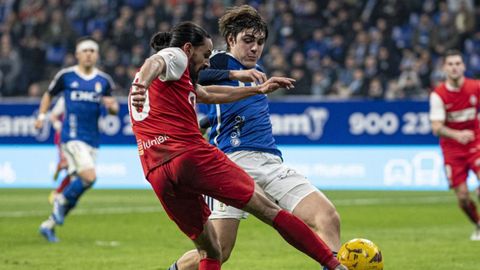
[35,37,119,242]
[169,6,341,270]
[47,96,72,204]
[429,49,480,240]
[129,21,347,270]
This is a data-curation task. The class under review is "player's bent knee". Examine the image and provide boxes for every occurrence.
[311,207,340,232]
[78,169,96,183]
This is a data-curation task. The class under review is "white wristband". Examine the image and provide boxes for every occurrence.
[37,113,46,121]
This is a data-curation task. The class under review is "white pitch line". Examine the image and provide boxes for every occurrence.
[0,206,162,218]
[0,196,455,218]
[0,196,455,219]
[333,195,454,206]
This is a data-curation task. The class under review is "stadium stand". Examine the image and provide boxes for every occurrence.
[0,0,479,98]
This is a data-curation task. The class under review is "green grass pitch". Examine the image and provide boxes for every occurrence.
[1,189,479,269]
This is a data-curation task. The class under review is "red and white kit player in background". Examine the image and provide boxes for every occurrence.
[129,21,347,270]
[429,49,480,240]
[47,96,71,204]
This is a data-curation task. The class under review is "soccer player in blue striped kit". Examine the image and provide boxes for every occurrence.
[168,5,342,270]
[35,37,119,242]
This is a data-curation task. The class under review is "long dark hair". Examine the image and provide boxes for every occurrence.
[150,21,211,52]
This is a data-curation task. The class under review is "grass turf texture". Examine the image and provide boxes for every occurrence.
[0,189,478,269]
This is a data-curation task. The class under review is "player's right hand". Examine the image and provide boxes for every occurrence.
[258,77,295,94]
[130,85,146,112]
[455,129,475,144]
[230,69,267,84]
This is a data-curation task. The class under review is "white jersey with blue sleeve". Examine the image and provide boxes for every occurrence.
[48,66,114,147]
[199,52,281,157]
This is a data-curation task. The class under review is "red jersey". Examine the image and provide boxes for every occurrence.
[431,78,480,151]
[129,48,208,177]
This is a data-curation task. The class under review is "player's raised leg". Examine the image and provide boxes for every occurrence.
[242,187,343,270]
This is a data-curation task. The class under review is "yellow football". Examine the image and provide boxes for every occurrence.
[337,238,383,270]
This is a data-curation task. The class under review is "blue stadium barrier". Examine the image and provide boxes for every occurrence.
[0,99,470,190]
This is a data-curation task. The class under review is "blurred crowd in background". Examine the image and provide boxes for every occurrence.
[0,0,479,99]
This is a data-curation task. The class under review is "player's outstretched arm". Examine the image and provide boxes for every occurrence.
[34,92,53,130]
[196,77,295,104]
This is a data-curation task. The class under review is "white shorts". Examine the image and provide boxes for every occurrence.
[207,151,317,219]
[61,140,97,175]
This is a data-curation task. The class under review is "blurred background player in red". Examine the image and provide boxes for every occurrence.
[47,96,71,204]
[129,21,347,270]
[429,49,480,240]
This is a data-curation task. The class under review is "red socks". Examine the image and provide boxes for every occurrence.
[273,210,339,270]
[199,258,220,270]
[56,175,71,193]
[460,199,480,224]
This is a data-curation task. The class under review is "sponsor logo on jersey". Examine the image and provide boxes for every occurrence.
[137,139,144,155]
[139,135,170,153]
[446,107,476,122]
[70,91,101,102]
[470,95,477,106]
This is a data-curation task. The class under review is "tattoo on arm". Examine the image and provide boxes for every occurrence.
[136,55,165,88]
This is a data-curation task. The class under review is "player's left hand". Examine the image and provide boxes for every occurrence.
[230,69,267,84]
[455,129,474,144]
[257,77,295,94]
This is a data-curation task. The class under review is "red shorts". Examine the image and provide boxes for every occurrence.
[146,145,255,240]
[443,148,480,188]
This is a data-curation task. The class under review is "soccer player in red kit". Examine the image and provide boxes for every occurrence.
[128,21,347,270]
[429,49,480,240]
[47,96,71,204]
